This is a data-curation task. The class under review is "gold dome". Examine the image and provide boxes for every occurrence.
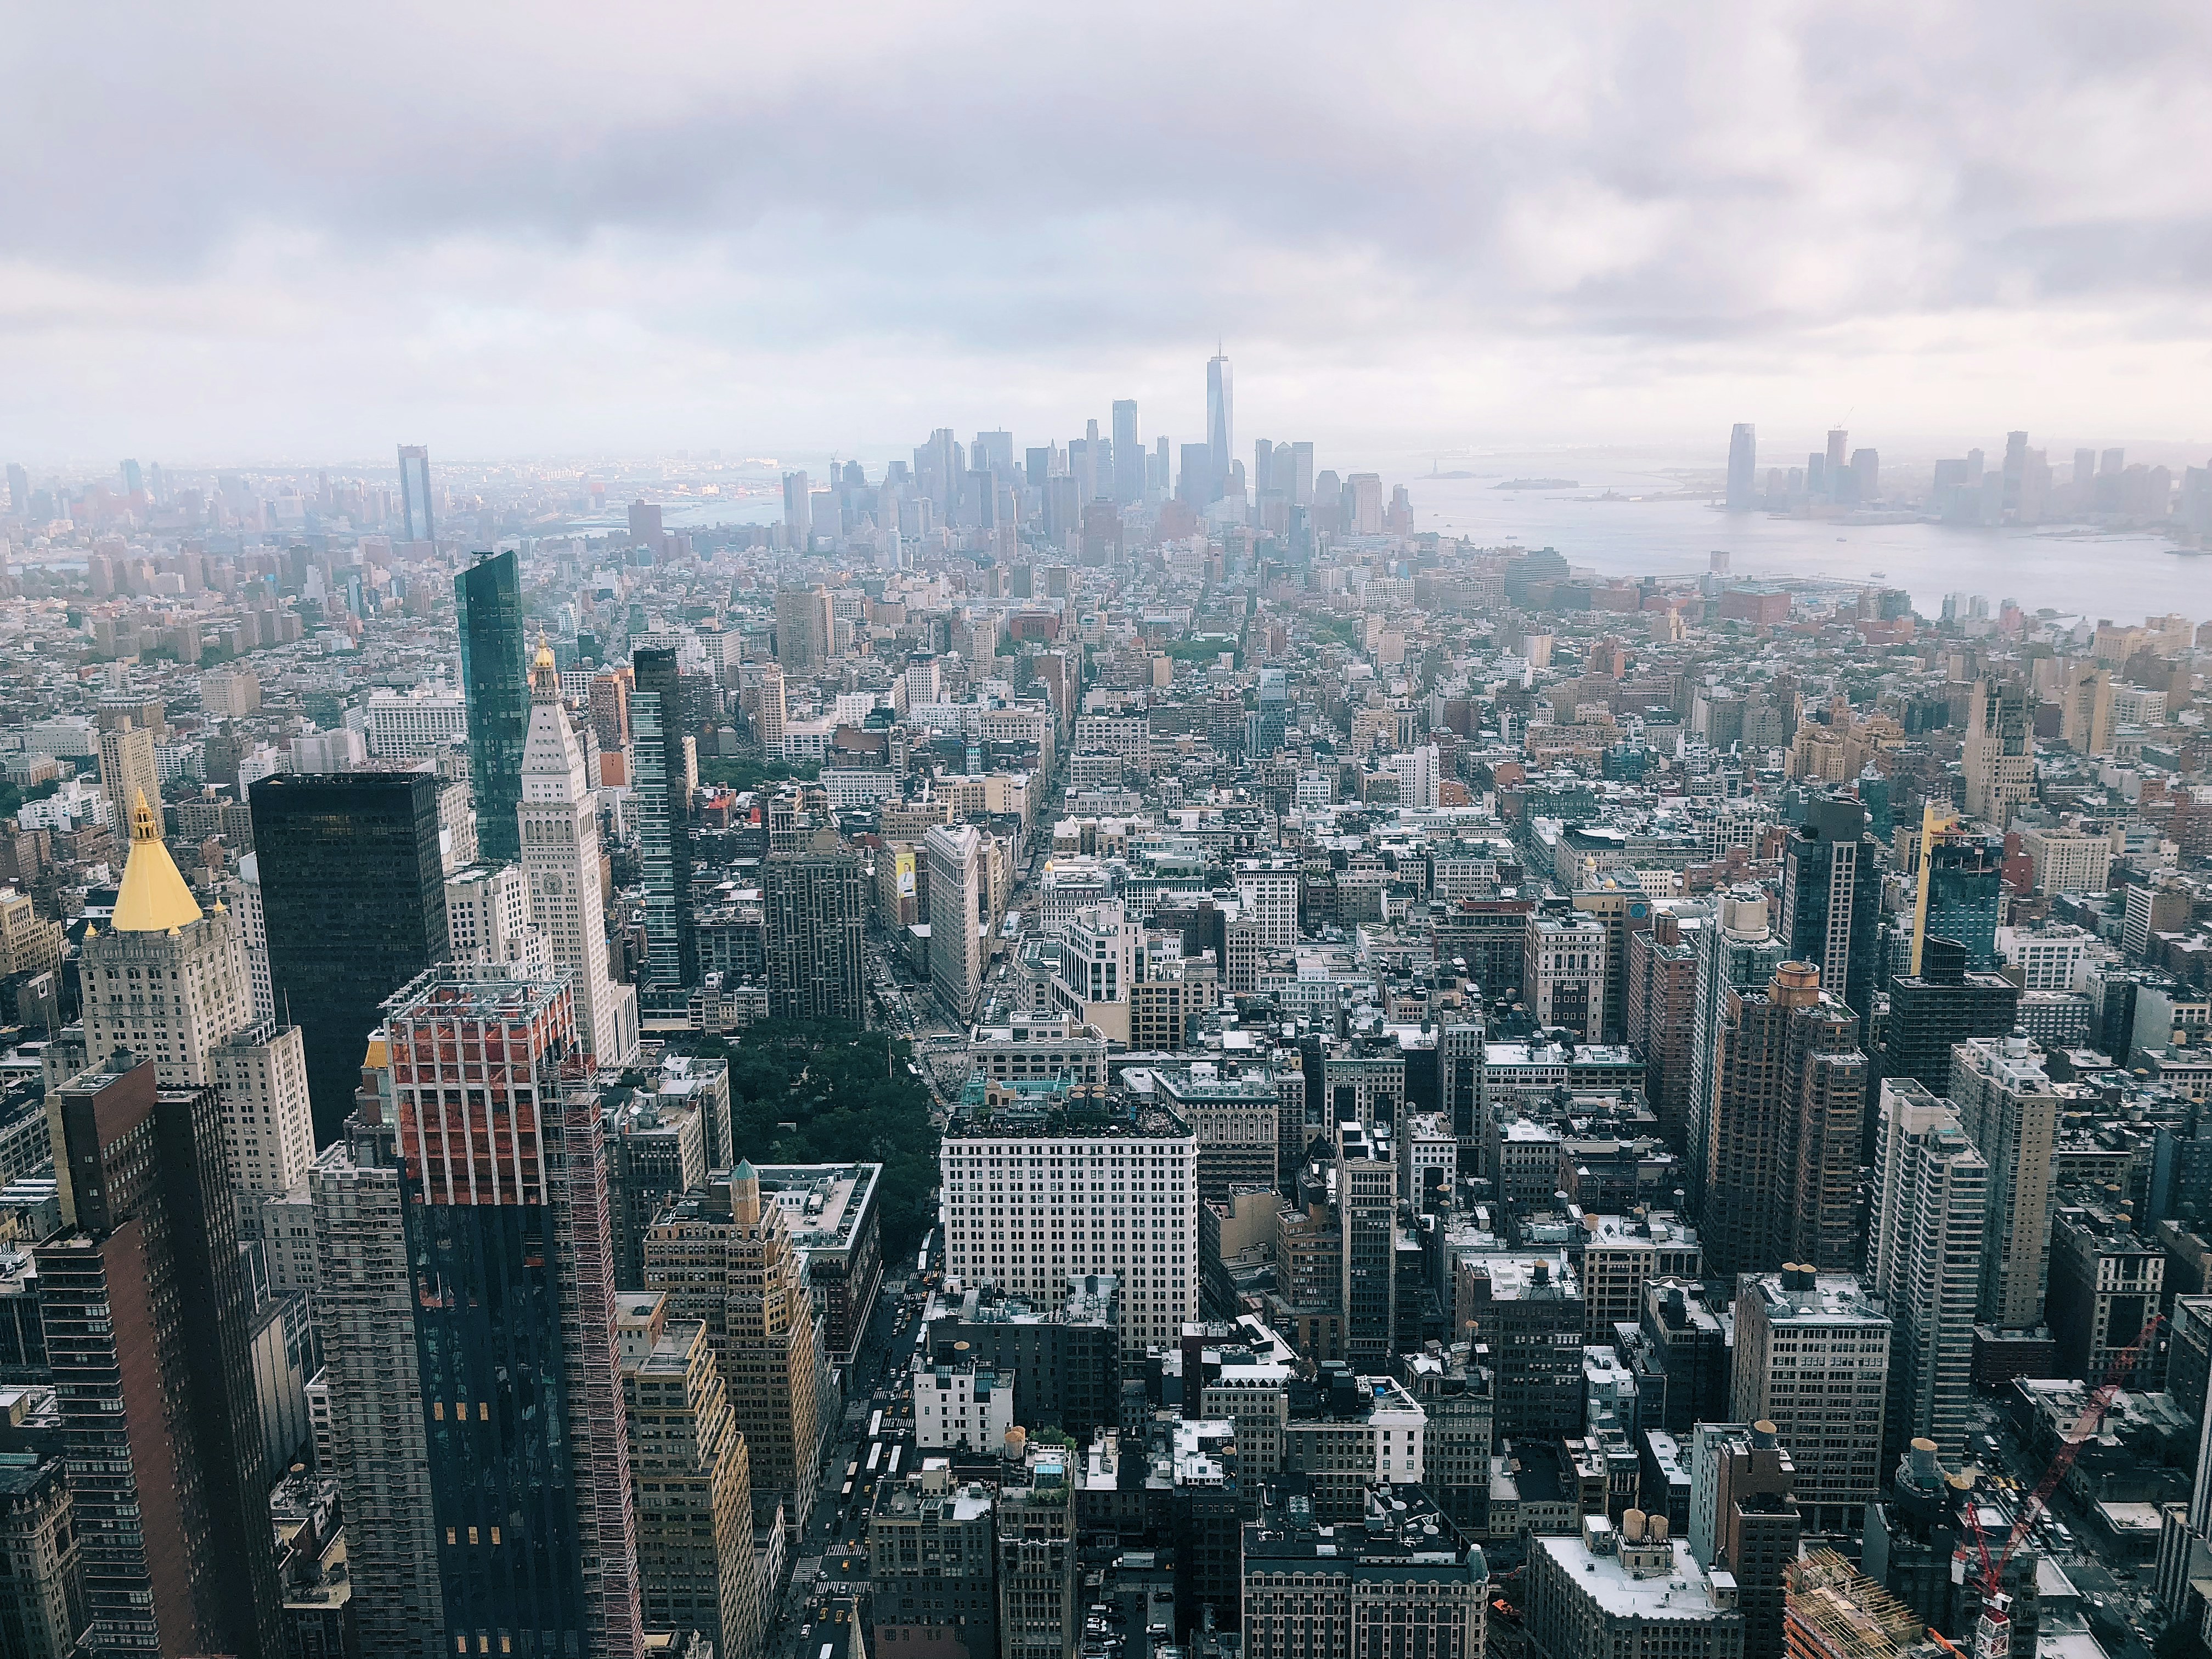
[110,791,204,933]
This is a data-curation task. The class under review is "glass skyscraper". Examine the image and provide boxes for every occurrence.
[1206,349,1233,503]
[315,970,641,1658]
[398,443,435,543]
[456,548,529,865]
[249,770,450,1139]
[1781,794,1883,1021]
[1920,833,2005,970]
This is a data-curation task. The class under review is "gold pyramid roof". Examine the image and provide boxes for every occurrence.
[111,791,204,933]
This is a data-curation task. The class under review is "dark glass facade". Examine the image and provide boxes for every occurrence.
[1921,834,2005,969]
[631,648,696,991]
[456,549,529,866]
[249,771,450,1139]
[1781,795,1882,1019]
[408,1198,586,1639]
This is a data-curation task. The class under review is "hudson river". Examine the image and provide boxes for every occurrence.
[1385,463,2197,624]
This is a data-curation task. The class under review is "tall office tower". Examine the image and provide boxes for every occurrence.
[643,1163,823,1537]
[774,584,834,673]
[1338,1124,1398,1361]
[1780,795,1881,1020]
[1686,1421,1801,1659]
[924,821,986,1020]
[1870,1081,1986,1462]
[95,720,160,828]
[2055,662,2115,757]
[1464,1256,1586,1443]
[1825,428,1848,490]
[783,470,812,548]
[997,1448,1080,1659]
[83,795,314,1226]
[631,647,698,994]
[250,770,449,1139]
[1852,448,1881,501]
[939,1108,1198,1350]
[522,640,634,1064]
[1948,1036,2060,1329]
[38,1063,285,1659]
[1702,961,1865,1277]
[1205,347,1234,503]
[398,443,435,542]
[1686,888,1787,1214]
[1726,424,1758,509]
[1880,936,2019,1101]
[1732,1269,1892,1532]
[1112,399,1143,503]
[2001,430,2028,514]
[1912,829,2004,971]
[751,661,786,752]
[455,549,529,865]
[5,462,26,514]
[764,845,866,1025]
[317,969,642,1659]
[869,1469,1000,1659]
[617,1293,766,1659]
[1961,678,2035,826]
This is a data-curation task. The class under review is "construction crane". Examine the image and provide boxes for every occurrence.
[1956,1311,2166,1659]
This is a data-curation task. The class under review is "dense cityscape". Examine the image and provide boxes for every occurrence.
[0,362,2208,1659]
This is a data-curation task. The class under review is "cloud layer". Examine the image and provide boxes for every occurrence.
[7,0,2211,463]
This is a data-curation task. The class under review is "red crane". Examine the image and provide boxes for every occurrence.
[1957,1311,2165,1659]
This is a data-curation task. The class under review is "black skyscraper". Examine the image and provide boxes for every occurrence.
[1781,794,1883,1021]
[631,647,698,992]
[764,846,867,1025]
[455,548,529,865]
[249,771,449,1138]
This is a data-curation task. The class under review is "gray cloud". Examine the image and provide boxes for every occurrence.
[5,0,2211,458]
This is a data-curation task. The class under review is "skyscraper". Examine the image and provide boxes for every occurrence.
[455,549,529,866]
[1684,890,1788,1218]
[1910,817,2004,972]
[1880,936,2020,1105]
[40,1062,285,1659]
[1726,424,1758,510]
[774,585,834,673]
[95,720,160,830]
[631,647,698,995]
[249,770,450,1139]
[315,969,642,1659]
[764,844,867,1025]
[1948,1036,2060,1329]
[1870,1080,1986,1460]
[1206,347,1234,503]
[1702,961,1865,1278]
[617,1292,766,1659]
[644,1164,824,1538]
[1112,400,1143,503]
[1961,678,2035,826]
[925,821,986,1020]
[522,638,636,1064]
[398,443,435,543]
[783,470,812,549]
[1781,795,1882,1020]
[83,794,314,1229]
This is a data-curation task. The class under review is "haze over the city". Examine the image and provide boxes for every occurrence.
[9,0,2212,461]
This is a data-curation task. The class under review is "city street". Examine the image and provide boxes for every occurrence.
[768,1272,928,1659]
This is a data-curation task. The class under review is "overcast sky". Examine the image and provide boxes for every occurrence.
[8,1,2211,467]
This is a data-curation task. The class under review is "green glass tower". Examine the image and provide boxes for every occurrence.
[455,548,528,865]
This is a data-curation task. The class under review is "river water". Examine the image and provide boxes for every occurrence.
[1381,461,2201,624]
